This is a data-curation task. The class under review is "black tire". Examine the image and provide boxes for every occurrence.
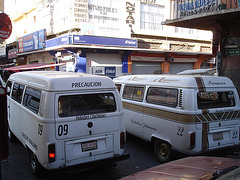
[154,139,171,163]
[29,150,45,176]
[8,128,18,142]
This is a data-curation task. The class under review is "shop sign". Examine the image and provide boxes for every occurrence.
[225,49,240,56]
[8,48,18,59]
[0,45,6,57]
[18,29,46,53]
[0,13,12,40]
[46,35,69,48]
[105,66,116,76]
[176,0,220,18]
[72,35,137,47]
[93,66,104,75]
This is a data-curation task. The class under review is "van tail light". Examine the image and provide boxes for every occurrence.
[120,131,126,149]
[48,144,56,163]
[190,132,196,150]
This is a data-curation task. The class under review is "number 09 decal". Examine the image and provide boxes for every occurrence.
[58,124,69,136]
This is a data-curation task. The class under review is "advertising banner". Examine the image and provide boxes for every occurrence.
[18,29,46,53]
[8,48,18,59]
[46,35,69,48]
[176,0,220,18]
[72,35,137,48]
[105,66,116,77]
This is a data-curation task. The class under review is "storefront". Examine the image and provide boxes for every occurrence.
[129,51,213,74]
[45,34,138,77]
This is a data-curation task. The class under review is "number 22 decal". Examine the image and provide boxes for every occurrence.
[177,126,184,136]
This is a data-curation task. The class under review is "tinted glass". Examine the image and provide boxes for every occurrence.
[147,87,178,107]
[23,87,41,114]
[11,83,24,103]
[58,93,116,117]
[197,91,235,109]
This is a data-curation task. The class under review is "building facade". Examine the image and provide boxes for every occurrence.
[2,0,214,77]
[164,0,240,93]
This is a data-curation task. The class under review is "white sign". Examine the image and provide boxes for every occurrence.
[93,66,104,75]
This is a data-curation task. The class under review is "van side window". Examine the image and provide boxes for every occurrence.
[197,91,235,109]
[11,83,25,103]
[6,81,12,96]
[58,93,116,117]
[23,87,41,114]
[146,87,178,107]
[123,85,144,102]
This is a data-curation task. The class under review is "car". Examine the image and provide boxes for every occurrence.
[120,156,240,180]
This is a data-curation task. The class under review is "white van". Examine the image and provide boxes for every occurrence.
[114,75,240,163]
[6,71,129,175]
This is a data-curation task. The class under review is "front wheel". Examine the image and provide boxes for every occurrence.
[28,151,45,176]
[154,139,171,163]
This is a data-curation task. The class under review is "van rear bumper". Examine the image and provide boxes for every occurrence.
[51,153,130,173]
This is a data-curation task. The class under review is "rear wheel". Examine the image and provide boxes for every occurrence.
[154,139,171,163]
[29,150,45,176]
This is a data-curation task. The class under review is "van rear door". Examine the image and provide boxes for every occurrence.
[55,91,121,165]
[195,90,240,151]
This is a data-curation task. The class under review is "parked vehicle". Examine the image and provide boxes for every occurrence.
[6,71,129,176]
[120,156,240,180]
[114,75,240,163]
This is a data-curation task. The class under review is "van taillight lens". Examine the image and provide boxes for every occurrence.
[120,131,126,149]
[190,132,195,150]
[48,144,56,163]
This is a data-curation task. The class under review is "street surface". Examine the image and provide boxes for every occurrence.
[1,133,240,180]
[1,134,160,180]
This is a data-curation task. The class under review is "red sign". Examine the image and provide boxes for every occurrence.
[0,13,12,40]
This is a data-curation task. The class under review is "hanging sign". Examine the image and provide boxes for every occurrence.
[0,13,12,40]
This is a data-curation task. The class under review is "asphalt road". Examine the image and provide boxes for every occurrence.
[1,133,240,180]
[1,134,160,180]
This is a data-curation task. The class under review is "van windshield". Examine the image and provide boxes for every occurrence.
[58,93,116,117]
[197,91,235,109]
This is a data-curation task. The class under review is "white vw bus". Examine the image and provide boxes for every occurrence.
[6,71,129,176]
[114,75,240,163]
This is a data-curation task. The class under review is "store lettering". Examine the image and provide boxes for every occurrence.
[139,0,156,3]
[178,0,217,17]
[126,2,135,33]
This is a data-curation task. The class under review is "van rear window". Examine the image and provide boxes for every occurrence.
[197,91,235,109]
[58,93,116,117]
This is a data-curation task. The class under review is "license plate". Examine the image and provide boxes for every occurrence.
[213,132,223,141]
[81,140,98,152]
